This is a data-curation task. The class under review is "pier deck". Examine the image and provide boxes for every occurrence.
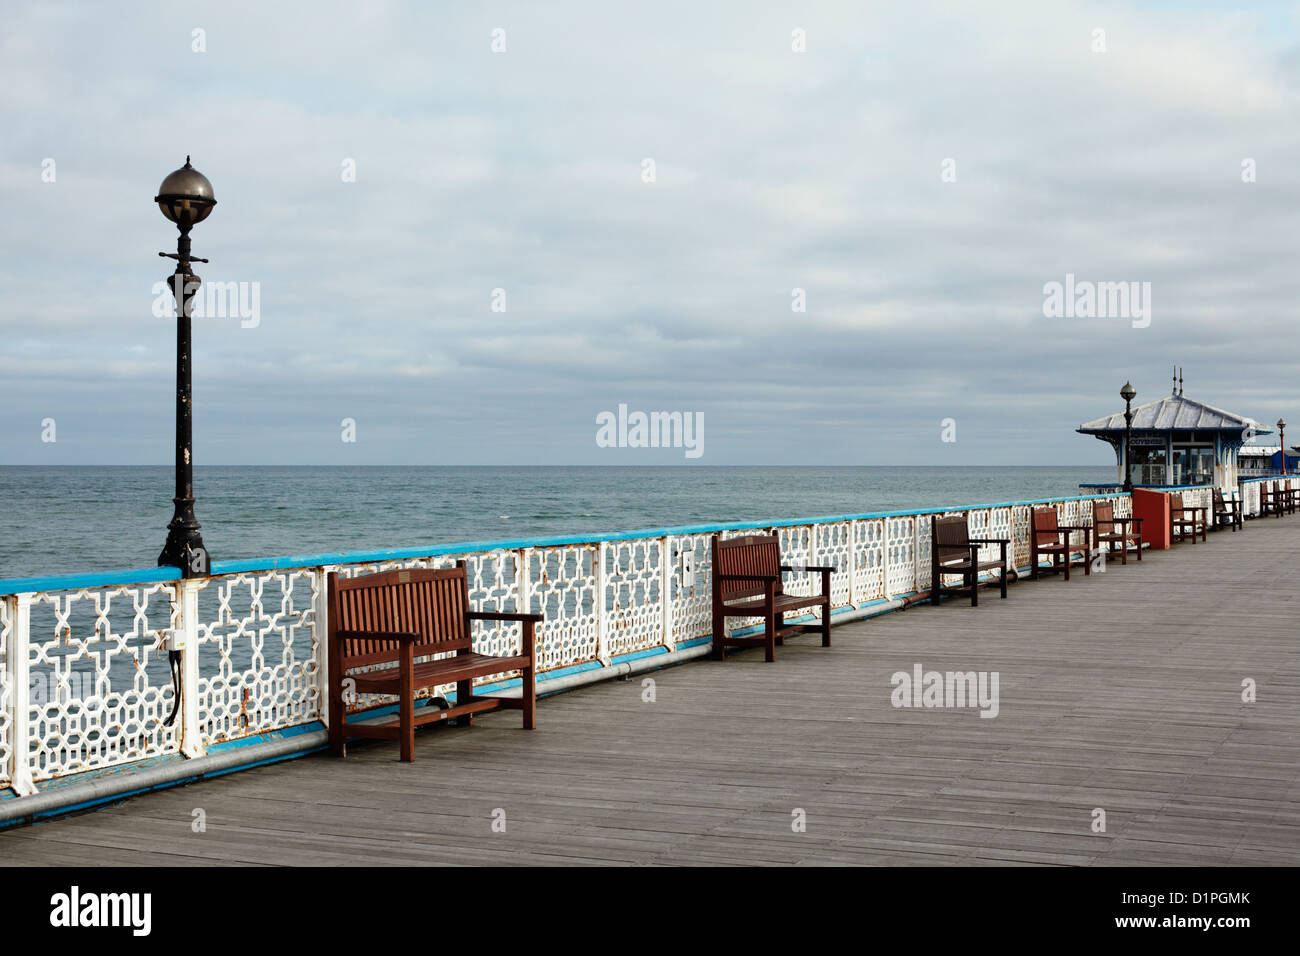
[2,521,1297,866]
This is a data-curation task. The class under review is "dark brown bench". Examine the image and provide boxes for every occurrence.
[930,514,1008,606]
[1212,489,1242,532]
[1030,507,1090,581]
[326,563,542,761]
[1263,481,1295,517]
[1286,481,1300,514]
[1170,493,1206,543]
[711,534,832,662]
[1092,499,1142,563]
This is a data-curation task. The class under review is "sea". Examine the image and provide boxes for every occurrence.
[0,466,1114,581]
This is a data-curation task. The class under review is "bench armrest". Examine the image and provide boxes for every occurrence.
[717,573,779,582]
[966,538,1009,546]
[1057,525,1089,533]
[467,611,542,657]
[335,628,422,643]
[780,564,835,573]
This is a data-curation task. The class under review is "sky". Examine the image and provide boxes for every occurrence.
[2,1,1298,466]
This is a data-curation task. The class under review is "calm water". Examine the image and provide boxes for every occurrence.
[0,466,1113,580]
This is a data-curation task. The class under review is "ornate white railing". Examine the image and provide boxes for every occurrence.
[0,491,1135,796]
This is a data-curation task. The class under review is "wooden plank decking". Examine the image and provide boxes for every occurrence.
[2,520,1297,866]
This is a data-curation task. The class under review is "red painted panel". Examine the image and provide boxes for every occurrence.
[1132,488,1171,550]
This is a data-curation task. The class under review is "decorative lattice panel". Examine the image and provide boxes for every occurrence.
[668,532,715,645]
[605,538,664,657]
[853,519,886,603]
[27,585,176,781]
[195,570,320,745]
[466,550,527,679]
[1010,505,1033,568]
[531,545,599,669]
[813,520,853,609]
[885,516,916,596]
[0,599,11,787]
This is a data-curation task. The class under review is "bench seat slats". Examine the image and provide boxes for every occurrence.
[351,652,532,692]
[720,592,828,614]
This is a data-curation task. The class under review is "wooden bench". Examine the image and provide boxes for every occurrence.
[1286,481,1300,514]
[1261,482,1281,518]
[711,534,832,662]
[1263,481,1294,517]
[326,564,542,761]
[1212,489,1242,532]
[930,514,1008,606]
[1030,507,1090,581]
[1170,493,1206,544]
[1092,499,1142,564]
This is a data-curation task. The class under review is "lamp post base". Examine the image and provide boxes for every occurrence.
[159,501,210,576]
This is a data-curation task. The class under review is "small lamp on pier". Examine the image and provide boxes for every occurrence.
[1278,419,1288,477]
[1121,382,1137,493]
[155,157,216,577]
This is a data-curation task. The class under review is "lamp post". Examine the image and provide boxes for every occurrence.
[155,157,215,576]
[1121,382,1137,493]
[1279,419,1288,477]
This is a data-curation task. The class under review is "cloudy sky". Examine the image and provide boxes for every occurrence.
[2,1,1298,466]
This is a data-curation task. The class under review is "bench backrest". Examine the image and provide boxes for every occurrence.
[1170,492,1184,511]
[1093,500,1115,530]
[1213,489,1226,510]
[932,515,972,564]
[327,564,470,670]
[712,534,783,601]
[1031,507,1061,544]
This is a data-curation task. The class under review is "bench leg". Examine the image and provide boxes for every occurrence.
[521,666,536,730]
[1030,549,1039,581]
[712,612,726,661]
[1083,545,1090,575]
[1000,566,1007,599]
[821,600,831,647]
[774,609,785,646]
[970,570,978,607]
[399,645,415,763]
[457,679,474,727]
[328,687,346,758]
[764,605,776,663]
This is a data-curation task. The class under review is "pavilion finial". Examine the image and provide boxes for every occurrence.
[1173,365,1177,396]
[1179,368,1184,396]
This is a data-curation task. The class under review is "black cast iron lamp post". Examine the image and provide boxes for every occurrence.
[1279,419,1287,477]
[155,157,215,576]
[1121,381,1137,493]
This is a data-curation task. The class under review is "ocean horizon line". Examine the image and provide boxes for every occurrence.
[0,463,1108,469]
